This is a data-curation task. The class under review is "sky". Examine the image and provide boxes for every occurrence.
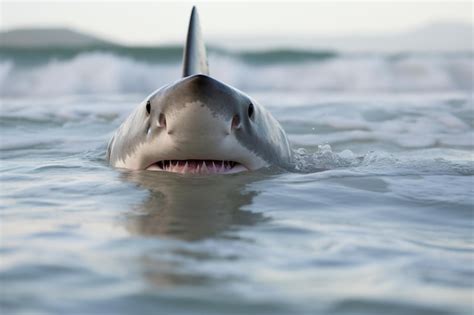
[0,0,472,45]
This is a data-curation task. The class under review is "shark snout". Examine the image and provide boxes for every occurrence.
[163,101,235,141]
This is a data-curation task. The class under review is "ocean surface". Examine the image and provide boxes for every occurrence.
[0,46,473,315]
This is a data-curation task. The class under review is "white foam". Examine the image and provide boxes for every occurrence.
[293,144,474,176]
[2,52,179,97]
[0,52,472,97]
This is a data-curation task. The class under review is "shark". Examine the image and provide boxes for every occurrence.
[107,7,293,174]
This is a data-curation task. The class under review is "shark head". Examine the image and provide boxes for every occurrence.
[107,7,292,175]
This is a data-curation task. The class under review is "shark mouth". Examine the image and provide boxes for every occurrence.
[146,160,248,174]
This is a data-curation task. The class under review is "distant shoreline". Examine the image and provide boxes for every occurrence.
[1,22,473,52]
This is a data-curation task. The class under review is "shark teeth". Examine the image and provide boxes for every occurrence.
[153,160,240,174]
[201,162,208,173]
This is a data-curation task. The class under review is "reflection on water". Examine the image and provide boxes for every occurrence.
[121,171,268,241]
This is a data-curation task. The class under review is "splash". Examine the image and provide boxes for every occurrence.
[293,145,361,172]
[292,144,474,176]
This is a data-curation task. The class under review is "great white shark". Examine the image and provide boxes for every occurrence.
[107,7,293,174]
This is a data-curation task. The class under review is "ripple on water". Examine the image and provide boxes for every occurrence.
[1,89,473,315]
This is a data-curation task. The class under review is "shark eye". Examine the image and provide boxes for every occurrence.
[248,103,254,119]
[146,101,151,114]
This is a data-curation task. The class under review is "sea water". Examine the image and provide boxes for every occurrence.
[0,48,473,315]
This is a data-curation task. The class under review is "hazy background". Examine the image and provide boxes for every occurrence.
[1,0,473,50]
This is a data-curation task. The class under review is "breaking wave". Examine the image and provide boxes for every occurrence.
[0,47,472,97]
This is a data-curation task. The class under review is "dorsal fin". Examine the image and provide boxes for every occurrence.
[182,6,209,77]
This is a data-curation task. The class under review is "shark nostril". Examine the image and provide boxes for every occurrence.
[231,115,241,130]
[158,113,167,128]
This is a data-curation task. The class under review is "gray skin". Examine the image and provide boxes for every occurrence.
[107,7,293,173]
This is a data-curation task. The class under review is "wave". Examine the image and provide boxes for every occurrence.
[0,46,338,66]
[0,48,472,96]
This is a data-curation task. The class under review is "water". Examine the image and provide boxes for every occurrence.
[1,47,473,315]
